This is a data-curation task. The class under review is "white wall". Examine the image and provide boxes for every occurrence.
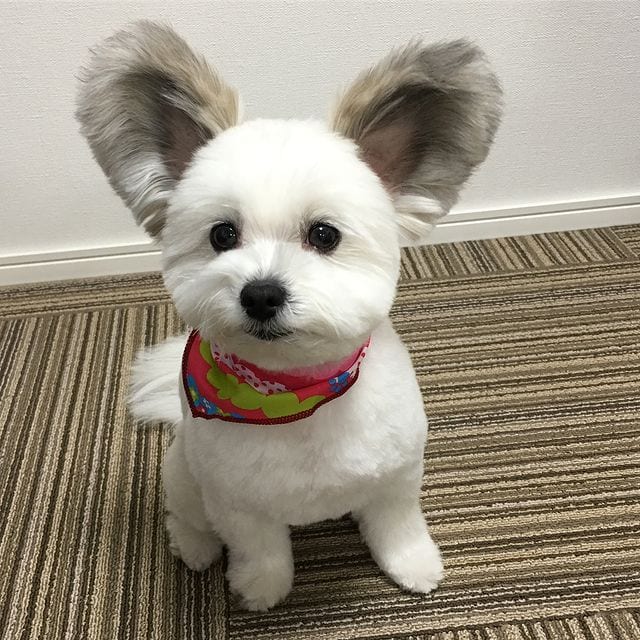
[1,1,639,282]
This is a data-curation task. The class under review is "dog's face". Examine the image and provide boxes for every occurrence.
[162,119,399,367]
[77,22,501,369]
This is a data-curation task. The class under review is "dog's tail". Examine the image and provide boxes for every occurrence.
[128,334,186,425]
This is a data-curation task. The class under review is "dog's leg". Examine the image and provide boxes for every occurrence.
[208,509,294,611]
[354,478,443,594]
[163,427,222,571]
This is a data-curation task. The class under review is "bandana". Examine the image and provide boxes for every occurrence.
[182,330,368,425]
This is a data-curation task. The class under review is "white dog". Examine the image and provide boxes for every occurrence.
[77,22,501,611]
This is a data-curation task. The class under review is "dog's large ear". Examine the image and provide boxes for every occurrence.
[331,41,502,245]
[76,21,239,238]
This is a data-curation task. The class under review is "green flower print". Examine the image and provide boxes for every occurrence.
[200,340,325,419]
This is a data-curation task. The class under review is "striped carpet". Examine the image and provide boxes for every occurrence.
[1,225,639,640]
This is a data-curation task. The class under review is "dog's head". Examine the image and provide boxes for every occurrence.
[77,22,501,369]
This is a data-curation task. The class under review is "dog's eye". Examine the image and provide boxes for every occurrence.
[210,222,239,251]
[307,223,340,253]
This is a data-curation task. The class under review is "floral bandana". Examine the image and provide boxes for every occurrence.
[182,331,369,425]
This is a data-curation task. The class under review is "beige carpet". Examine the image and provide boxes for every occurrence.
[1,225,640,639]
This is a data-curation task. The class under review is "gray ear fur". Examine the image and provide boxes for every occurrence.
[331,40,502,245]
[76,21,239,238]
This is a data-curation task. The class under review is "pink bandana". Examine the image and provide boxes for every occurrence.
[182,331,369,425]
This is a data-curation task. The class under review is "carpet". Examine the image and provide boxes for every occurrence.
[1,225,639,639]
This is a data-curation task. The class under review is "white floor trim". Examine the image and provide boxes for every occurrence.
[429,196,640,245]
[2,196,639,286]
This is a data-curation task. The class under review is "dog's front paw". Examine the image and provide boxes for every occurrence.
[166,513,222,572]
[377,537,444,594]
[227,555,294,611]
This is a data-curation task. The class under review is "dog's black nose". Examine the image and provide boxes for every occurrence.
[240,280,287,322]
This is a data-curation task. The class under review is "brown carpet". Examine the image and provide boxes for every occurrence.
[1,225,640,639]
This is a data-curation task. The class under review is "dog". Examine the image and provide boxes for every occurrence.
[76,21,501,611]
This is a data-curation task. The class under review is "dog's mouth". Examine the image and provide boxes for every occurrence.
[244,322,292,342]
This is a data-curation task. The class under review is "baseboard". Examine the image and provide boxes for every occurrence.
[428,195,640,245]
[2,196,639,286]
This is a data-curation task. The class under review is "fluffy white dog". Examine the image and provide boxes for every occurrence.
[77,22,501,611]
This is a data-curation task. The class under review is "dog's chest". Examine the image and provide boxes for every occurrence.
[181,326,428,524]
[185,406,426,524]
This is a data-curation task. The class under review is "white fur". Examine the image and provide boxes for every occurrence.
[129,335,183,424]
[130,118,443,610]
